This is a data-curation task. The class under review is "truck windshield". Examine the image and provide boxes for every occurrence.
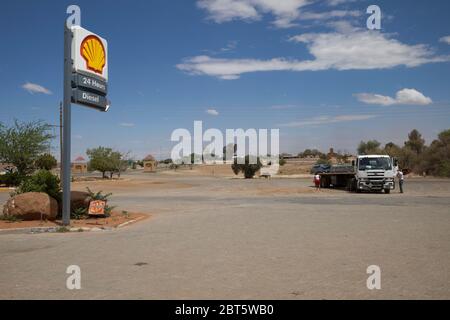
[358,157,392,171]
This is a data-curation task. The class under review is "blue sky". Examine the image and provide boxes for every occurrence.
[1,0,450,160]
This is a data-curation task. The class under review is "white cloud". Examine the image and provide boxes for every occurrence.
[197,0,311,28]
[221,40,238,52]
[440,36,450,45]
[300,10,361,21]
[279,114,377,127]
[206,108,219,116]
[327,0,357,6]
[119,122,135,127]
[355,88,433,106]
[22,82,52,95]
[178,28,449,79]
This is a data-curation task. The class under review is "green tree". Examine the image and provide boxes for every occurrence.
[86,147,116,179]
[110,151,129,178]
[383,142,403,161]
[0,120,53,177]
[398,147,418,171]
[231,155,262,179]
[405,129,426,155]
[357,140,382,155]
[35,153,57,170]
[421,129,450,177]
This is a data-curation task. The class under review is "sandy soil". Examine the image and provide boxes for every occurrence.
[160,164,237,177]
[0,212,148,230]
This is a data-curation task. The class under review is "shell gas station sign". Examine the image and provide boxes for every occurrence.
[72,26,108,80]
[70,26,109,111]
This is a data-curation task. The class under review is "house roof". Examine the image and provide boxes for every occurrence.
[143,154,156,161]
[74,156,86,162]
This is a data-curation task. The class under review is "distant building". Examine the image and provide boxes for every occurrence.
[143,154,157,173]
[72,156,88,174]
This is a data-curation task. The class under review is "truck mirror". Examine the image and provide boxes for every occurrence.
[394,158,398,167]
[352,160,355,167]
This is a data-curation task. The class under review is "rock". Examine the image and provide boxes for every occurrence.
[3,192,58,221]
[70,191,91,211]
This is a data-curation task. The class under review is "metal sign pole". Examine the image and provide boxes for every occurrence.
[62,24,72,226]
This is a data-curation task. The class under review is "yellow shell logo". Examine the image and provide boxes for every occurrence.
[80,35,106,75]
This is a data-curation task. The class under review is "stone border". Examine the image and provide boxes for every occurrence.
[0,217,146,235]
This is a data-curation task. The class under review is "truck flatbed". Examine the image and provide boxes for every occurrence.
[319,171,354,176]
[318,171,355,189]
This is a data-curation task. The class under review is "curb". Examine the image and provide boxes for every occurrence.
[0,226,114,235]
[117,216,146,228]
[0,218,145,235]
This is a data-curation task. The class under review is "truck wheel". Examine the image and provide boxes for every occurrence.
[384,189,391,194]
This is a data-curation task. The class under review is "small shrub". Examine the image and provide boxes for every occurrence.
[15,170,61,201]
[232,156,262,179]
[104,205,116,217]
[71,207,88,220]
[86,187,112,201]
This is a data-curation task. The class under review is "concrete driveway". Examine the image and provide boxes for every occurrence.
[1,175,449,299]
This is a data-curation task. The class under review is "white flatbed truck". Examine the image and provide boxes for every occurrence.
[319,155,398,194]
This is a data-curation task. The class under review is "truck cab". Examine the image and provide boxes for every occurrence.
[354,155,397,193]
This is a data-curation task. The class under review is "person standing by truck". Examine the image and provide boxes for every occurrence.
[314,174,321,191]
[397,169,404,193]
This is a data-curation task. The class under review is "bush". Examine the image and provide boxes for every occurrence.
[16,170,61,201]
[71,207,88,220]
[35,153,57,170]
[86,187,112,201]
[0,171,25,187]
[232,156,262,179]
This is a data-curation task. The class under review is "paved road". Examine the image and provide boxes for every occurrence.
[1,175,449,299]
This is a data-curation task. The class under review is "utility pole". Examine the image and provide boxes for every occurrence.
[60,102,63,181]
[62,24,72,226]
